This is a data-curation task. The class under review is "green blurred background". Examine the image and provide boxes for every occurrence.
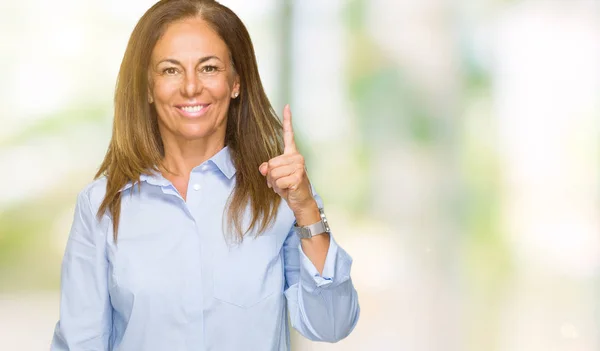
[1,0,599,350]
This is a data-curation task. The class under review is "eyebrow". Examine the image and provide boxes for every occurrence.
[156,56,222,66]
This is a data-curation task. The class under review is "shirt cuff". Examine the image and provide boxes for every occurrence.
[298,234,353,293]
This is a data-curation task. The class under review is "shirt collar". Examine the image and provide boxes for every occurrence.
[118,146,236,192]
[208,145,237,179]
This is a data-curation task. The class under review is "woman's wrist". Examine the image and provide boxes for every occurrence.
[293,199,320,226]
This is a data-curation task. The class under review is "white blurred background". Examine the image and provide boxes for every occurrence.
[1,0,599,350]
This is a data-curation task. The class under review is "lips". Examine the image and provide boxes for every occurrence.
[175,103,210,118]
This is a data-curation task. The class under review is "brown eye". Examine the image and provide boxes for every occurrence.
[163,67,178,75]
[202,65,218,73]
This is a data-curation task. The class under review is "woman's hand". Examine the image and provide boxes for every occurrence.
[259,105,319,223]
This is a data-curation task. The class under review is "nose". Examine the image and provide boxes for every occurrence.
[181,71,202,97]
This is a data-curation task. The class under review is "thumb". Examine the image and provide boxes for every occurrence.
[259,162,268,176]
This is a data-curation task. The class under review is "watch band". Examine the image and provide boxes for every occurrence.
[294,208,331,239]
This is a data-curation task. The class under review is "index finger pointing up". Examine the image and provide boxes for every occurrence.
[283,104,297,154]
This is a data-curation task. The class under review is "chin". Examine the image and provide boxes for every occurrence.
[178,126,220,141]
[179,132,211,140]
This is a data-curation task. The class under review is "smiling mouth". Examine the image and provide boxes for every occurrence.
[177,104,208,113]
[175,103,211,117]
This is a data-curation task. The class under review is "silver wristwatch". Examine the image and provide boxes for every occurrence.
[293,208,331,239]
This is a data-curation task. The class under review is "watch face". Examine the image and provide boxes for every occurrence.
[294,210,331,238]
[294,226,310,238]
[299,227,311,238]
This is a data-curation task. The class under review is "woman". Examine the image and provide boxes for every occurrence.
[51,0,359,350]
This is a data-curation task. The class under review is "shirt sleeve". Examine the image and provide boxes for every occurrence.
[51,189,112,350]
[283,193,360,343]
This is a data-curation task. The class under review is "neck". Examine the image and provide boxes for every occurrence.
[160,137,225,177]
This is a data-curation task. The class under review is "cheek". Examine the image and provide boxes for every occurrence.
[153,80,180,101]
[202,77,232,98]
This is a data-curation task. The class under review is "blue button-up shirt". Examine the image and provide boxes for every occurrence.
[51,146,360,350]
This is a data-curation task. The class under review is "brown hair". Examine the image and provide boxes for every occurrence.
[96,0,283,241]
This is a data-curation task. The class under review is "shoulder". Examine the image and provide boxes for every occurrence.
[77,176,109,213]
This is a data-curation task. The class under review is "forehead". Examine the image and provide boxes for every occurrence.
[152,16,230,61]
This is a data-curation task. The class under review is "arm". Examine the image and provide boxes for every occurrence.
[292,197,329,275]
[283,193,360,343]
[51,189,112,350]
[258,105,359,341]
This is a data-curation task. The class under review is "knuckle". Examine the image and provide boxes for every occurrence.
[272,169,283,179]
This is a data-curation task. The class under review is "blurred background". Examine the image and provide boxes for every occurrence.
[1,0,599,350]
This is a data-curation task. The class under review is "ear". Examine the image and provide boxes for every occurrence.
[231,73,241,99]
[147,87,154,104]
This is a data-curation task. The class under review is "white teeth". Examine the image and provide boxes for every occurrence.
[181,105,204,113]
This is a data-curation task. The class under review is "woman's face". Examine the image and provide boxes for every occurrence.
[149,16,239,147]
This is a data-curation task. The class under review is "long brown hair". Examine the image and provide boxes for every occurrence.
[96,0,283,241]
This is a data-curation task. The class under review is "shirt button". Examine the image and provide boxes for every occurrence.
[201,164,209,171]
[193,184,201,191]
